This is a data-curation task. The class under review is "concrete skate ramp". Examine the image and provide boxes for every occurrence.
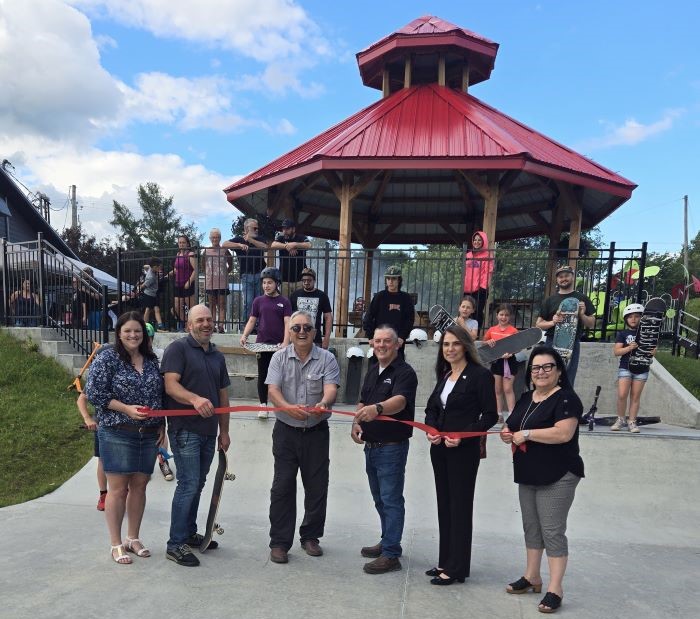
[1,406,698,619]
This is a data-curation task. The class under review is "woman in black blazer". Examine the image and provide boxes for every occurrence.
[425,325,498,585]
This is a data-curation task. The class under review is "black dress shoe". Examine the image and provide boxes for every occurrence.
[430,574,465,585]
[425,567,443,577]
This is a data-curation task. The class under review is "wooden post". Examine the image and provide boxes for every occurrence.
[438,54,446,86]
[335,173,353,336]
[567,202,582,267]
[403,55,412,88]
[382,68,390,98]
[461,62,470,93]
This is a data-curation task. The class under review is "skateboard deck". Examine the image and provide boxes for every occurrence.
[428,304,457,335]
[629,298,666,375]
[552,297,579,366]
[345,356,363,404]
[244,342,281,353]
[475,328,543,365]
[200,449,236,553]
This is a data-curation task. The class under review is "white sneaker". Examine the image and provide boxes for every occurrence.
[610,417,626,431]
[628,420,640,433]
[258,410,269,419]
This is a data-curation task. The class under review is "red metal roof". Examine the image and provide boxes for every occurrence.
[225,84,635,199]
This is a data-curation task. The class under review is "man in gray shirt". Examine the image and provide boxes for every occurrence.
[265,310,340,564]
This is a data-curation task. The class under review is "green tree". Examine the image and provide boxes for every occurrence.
[110,182,200,249]
[60,224,118,276]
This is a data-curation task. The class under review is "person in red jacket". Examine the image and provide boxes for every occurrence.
[463,231,494,333]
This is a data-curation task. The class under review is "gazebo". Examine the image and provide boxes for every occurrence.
[224,15,637,333]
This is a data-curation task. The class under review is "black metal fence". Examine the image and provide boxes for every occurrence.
[116,241,648,341]
[1,235,109,355]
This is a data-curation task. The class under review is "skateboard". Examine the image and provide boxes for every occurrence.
[581,415,660,427]
[345,347,364,404]
[244,342,281,353]
[475,328,543,365]
[581,385,601,431]
[428,304,457,335]
[628,298,666,375]
[552,297,579,366]
[200,449,236,553]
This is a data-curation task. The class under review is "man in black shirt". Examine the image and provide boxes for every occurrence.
[362,265,415,360]
[535,265,595,385]
[224,218,268,327]
[271,218,312,298]
[289,268,333,349]
[351,325,418,574]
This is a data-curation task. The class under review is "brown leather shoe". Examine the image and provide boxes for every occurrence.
[270,547,289,564]
[360,542,382,558]
[363,556,402,574]
[301,540,323,557]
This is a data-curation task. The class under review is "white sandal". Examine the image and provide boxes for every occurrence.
[125,537,151,558]
[110,544,132,564]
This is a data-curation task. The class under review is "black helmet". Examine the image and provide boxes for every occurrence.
[260,267,281,286]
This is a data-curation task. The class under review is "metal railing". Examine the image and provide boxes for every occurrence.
[116,241,647,341]
[2,235,109,356]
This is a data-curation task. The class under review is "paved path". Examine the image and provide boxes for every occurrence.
[1,402,698,619]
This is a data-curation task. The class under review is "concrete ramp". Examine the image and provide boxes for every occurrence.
[1,404,698,619]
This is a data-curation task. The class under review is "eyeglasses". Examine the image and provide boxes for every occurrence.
[301,278,314,283]
[531,363,556,374]
[290,324,314,333]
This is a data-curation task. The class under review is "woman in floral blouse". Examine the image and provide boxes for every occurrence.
[86,311,165,565]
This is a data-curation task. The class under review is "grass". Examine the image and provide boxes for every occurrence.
[656,351,700,400]
[0,328,93,507]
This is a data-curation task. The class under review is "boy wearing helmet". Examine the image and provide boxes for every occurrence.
[362,265,415,359]
[611,303,654,433]
[240,267,292,418]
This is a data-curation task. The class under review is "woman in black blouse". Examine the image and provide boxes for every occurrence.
[424,325,497,585]
[500,345,584,614]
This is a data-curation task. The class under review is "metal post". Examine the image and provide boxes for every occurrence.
[323,242,330,293]
[636,242,647,303]
[116,247,123,316]
[101,284,109,344]
[600,242,615,341]
[37,232,46,328]
[1,238,8,325]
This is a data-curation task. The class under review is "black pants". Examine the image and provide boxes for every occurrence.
[430,438,480,579]
[473,287,488,334]
[269,420,330,550]
[257,351,274,403]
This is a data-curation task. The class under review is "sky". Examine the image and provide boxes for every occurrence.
[1,0,698,254]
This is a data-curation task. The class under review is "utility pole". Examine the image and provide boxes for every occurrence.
[683,195,689,273]
[70,185,78,228]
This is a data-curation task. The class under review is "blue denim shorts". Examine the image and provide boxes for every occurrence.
[618,368,649,382]
[98,425,159,475]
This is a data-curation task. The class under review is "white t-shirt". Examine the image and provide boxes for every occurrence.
[440,378,457,407]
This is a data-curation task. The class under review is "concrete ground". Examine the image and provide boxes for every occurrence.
[1,402,698,619]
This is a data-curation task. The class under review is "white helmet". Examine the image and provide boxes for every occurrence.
[623,303,645,318]
[433,330,442,343]
[346,346,364,358]
[408,328,428,342]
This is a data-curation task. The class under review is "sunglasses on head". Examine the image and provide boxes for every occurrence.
[291,324,314,333]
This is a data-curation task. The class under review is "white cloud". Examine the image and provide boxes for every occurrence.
[69,0,332,63]
[581,109,683,149]
[238,62,325,98]
[2,135,238,239]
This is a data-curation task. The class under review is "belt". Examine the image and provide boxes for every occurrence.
[281,420,329,433]
[364,440,404,449]
[113,424,160,434]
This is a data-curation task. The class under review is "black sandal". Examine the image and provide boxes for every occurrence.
[538,592,562,614]
[506,577,542,594]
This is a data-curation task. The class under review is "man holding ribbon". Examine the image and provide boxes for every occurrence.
[265,310,340,564]
[351,325,418,574]
[161,304,231,567]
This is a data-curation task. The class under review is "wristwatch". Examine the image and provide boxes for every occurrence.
[375,403,384,415]
[523,430,531,441]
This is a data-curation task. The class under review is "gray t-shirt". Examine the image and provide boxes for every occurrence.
[265,344,340,428]
[143,269,159,298]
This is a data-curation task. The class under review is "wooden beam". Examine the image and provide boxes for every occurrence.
[349,170,381,200]
[404,55,412,88]
[498,170,521,196]
[367,222,401,248]
[334,173,353,336]
[438,54,446,86]
[439,223,463,246]
[321,170,342,198]
[382,68,390,98]
[295,213,319,237]
[370,171,392,216]
[461,62,470,92]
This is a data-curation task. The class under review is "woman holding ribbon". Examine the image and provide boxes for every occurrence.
[424,325,497,585]
[86,311,165,565]
[500,345,584,614]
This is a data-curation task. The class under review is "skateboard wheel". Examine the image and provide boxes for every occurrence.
[216,527,224,535]
[225,473,236,481]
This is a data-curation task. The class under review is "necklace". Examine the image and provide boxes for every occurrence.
[520,388,558,431]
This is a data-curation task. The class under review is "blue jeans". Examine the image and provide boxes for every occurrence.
[167,429,217,549]
[364,440,409,558]
[240,272,260,326]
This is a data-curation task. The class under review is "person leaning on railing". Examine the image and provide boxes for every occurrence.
[9,278,40,326]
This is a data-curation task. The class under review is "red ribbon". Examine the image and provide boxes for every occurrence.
[139,405,526,453]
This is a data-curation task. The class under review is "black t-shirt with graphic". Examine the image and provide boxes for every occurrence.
[290,288,332,344]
